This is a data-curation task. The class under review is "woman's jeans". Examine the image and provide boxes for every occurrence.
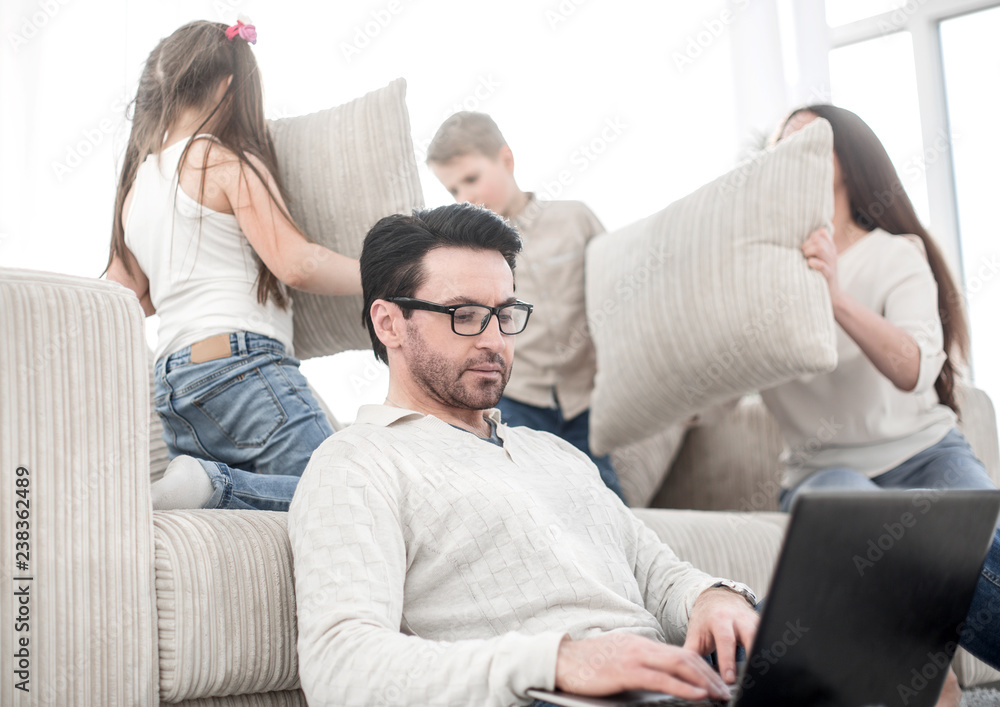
[496,396,626,503]
[154,332,334,511]
[779,428,1000,671]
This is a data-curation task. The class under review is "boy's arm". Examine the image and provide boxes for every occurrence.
[287,444,565,707]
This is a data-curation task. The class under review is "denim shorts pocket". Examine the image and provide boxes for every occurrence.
[193,365,287,448]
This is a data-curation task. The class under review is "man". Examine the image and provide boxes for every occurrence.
[288,203,758,706]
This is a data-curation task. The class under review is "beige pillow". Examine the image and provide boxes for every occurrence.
[269,78,424,360]
[587,118,837,454]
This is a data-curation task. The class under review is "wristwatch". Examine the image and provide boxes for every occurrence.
[711,580,758,609]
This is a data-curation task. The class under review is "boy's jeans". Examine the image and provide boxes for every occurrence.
[154,332,333,511]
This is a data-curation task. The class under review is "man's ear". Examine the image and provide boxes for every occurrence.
[370,300,404,352]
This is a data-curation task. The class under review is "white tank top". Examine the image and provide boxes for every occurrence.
[125,136,294,360]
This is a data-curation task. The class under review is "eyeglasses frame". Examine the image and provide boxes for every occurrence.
[387,297,534,336]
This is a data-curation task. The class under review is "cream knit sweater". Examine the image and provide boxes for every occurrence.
[288,405,738,706]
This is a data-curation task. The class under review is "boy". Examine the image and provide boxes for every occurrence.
[427,112,623,501]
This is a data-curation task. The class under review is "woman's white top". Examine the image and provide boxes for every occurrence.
[761,229,955,488]
[125,136,294,361]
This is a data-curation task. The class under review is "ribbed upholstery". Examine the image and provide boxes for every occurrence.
[611,423,688,508]
[957,385,1000,484]
[654,395,785,512]
[633,509,787,598]
[0,269,157,705]
[172,691,306,706]
[269,78,424,360]
[586,118,837,454]
[154,510,298,702]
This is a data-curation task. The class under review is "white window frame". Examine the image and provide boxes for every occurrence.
[827,0,1000,282]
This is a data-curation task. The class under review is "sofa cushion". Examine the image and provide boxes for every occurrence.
[631,508,787,599]
[586,118,837,454]
[654,395,785,512]
[611,424,688,507]
[154,511,298,702]
[268,78,424,360]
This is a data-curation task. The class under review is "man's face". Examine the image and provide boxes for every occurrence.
[399,246,517,411]
[429,150,517,217]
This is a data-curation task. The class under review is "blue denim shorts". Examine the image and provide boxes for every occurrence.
[153,332,333,479]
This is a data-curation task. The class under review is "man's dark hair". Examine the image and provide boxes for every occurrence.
[360,202,522,363]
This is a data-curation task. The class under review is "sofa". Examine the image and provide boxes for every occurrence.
[4,266,999,705]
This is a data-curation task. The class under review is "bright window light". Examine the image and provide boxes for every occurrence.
[825,0,912,27]
[941,6,1000,403]
[828,31,931,226]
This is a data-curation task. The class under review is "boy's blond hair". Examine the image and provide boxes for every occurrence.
[427,112,508,164]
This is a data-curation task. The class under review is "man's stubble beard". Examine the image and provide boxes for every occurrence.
[406,323,511,411]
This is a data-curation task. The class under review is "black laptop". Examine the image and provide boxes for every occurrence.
[528,490,1000,707]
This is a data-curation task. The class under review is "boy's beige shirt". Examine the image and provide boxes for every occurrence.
[506,194,604,419]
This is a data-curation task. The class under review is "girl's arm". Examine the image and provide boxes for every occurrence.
[801,227,920,392]
[199,144,362,296]
[106,248,156,317]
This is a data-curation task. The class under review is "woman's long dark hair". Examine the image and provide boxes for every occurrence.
[781,104,969,414]
[106,20,298,308]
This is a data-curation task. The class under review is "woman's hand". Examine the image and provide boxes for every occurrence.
[801,227,841,304]
[801,226,923,392]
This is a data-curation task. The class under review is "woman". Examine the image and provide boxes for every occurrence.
[765,104,999,703]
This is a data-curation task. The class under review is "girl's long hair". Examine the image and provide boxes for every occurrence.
[780,104,969,414]
[107,20,296,308]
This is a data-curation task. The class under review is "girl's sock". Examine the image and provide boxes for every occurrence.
[151,455,215,510]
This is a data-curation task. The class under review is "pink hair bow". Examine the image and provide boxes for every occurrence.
[225,17,257,44]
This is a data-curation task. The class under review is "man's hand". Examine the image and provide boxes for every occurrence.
[555,633,733,702]
[684,586,759,684]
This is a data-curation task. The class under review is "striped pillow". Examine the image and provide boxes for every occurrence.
[587,118,837,454]
[269,78,424,360]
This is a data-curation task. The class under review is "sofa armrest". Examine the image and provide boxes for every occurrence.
[956,384,1000,486]
[0,269,158,704]
[154,510,299,702]
[631,509,787,599]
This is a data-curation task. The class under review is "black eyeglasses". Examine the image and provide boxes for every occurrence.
[388,297,533,336]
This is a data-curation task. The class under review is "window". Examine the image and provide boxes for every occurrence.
[940,5,1000,400]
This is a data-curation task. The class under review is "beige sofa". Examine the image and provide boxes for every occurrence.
[3,267,998,705]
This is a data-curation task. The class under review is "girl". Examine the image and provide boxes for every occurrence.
[767,104,1000,701]
[106,19,360,511]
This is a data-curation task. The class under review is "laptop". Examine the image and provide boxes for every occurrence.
[528,490,1000,707]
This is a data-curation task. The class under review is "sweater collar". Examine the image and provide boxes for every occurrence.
[355,403,504,430]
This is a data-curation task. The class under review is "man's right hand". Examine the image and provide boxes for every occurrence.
[554,633,732,702]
